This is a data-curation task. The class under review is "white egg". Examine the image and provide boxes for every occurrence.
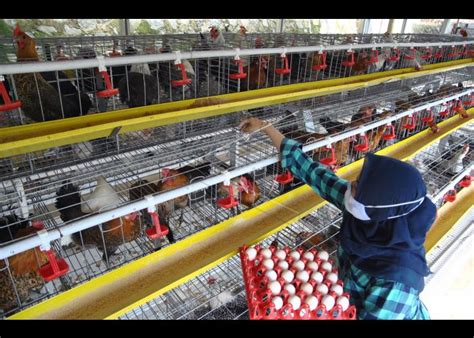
[263,259,275,270]
[281,270,294,283]
[307,261,319,272]
[337,296,350,311]
[300,282,313,295]
[317,250,329,261]
[261,248,273,259]
[322,294,335,311]
[305,295,319,311]
[292,260,305,271]
[268,280,282,295]
[330,284,344,297]
[288,295,302,310]
[275,249,287,260]
[303,252,315,261]
[310,271,324,284]
[278,260,289,270]
[265,270,278,282]
[289,251,301,261]
[321,261,332,272]
[245,247,257,261]
[272,296,283,310]
[284,284,296,295]
[326,272,338,284]
[316,283,329,295]
[296,270,310,283]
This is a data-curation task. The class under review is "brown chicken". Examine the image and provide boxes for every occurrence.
[295,231,334,253]
[242,56,268,91]
[12,24,91,122]
[55,180,142,262]
[350,51,372,76]
[217,174,261,208]
[0,224,49,313]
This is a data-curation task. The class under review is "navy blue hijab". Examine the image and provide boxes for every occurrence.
[340,153,437,291]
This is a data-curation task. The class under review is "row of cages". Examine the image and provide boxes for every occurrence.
[1,31,473,126]
[0,65,473,317]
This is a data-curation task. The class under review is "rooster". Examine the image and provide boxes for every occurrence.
[12,24,91,122]
[0,217,48,313]
[55,177,142,263]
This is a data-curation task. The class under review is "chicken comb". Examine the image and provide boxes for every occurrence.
[13,23,23,37]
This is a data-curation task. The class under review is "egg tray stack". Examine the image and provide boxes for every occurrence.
[239,245,357,320]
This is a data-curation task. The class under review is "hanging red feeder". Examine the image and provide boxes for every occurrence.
[421,48,432,60]
[443,189,457,203]
[96,70,119,98]
[319,145,337,166]
[421,109,434,123]
[0,77,22,112]
[368,49,379,64]
[447,46,459,58]
[229,59,247,80]
[404,47,417,60]
[275,55,291,75]
[354,133,369,152]
[145,210,170,240]
[171,63,192,87]
[403,114,417,130]
[217,183,239,209]
[312,51,328,71]
[459,175,472,188]
[275,170,294,185]
[382,124,396,140]
[438,103,450,118]
[341,51,355,67]
[389,48,400,62]
[38,249,69,282]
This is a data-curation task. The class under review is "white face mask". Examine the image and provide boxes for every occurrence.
[344,183,427,221]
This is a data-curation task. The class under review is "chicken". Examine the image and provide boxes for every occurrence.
[350,51,372,76]
[118,63,158,108]
[12,24,91,122]
[55,178,142,262]
[241,56,268,91]
[217,174,261,208]
[0,220,48,313]
[295,231,333,252]
[156,163,213,229]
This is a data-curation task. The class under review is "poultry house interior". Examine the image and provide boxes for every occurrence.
[0,19,473,321]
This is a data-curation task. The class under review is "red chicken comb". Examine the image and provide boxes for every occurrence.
[13,23,23,37]
[162,168,170,178]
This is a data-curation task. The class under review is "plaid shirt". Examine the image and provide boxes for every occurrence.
[280,138,430,320]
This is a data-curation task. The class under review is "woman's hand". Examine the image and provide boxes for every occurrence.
[238,117,269,133]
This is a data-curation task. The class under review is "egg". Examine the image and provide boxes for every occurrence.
[268,280,282,295]
[326,272,338,284]
[284,283,296,295]
[275,249,287,260]
[292,260,305,271]
[281,270,294,283]
[337,296,350,311]
[278,260,289,270]
[288,295,302,310]
[322,294,335,311]
[316,283,329,295]
[317,250,329,261]
[245,247,257,261]
[330,284,344,297]
[289,251,301,261]
[307,261,319,272]
[321,261,332,272]
[303,252,315,261]
[310,271,324,284]
[272,296,283,310]
[305,295,319,311]
[300,282,313,295]
[296,270,310,283]
[261,248,273,259]
[263,259,274,270]
[265,270,278,282]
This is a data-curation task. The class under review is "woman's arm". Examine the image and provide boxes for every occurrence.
[239,118,349,210]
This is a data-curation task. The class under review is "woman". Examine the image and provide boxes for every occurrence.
[239,117,436,320]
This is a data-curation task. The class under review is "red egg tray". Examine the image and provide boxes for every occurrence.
[239,245,357,320]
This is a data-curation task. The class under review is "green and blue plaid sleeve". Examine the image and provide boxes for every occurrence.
[280,137,349,211]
